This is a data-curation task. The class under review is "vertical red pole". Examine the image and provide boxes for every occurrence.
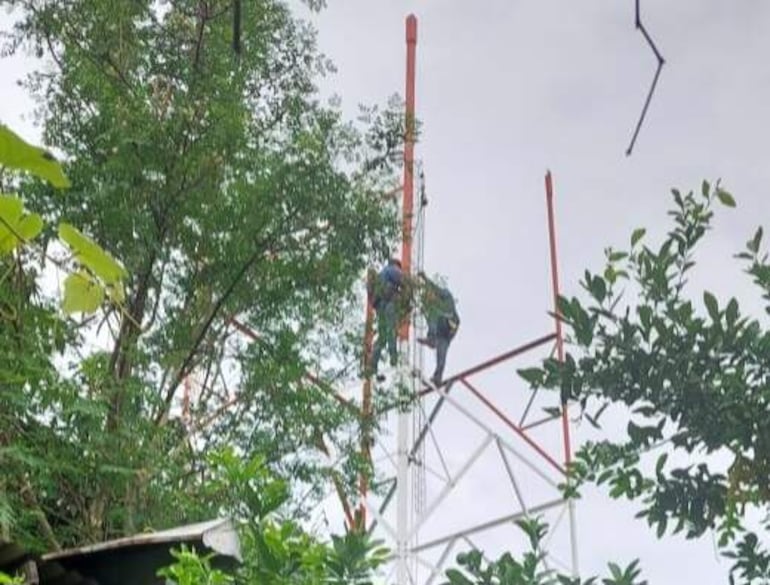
[545,171,572,467]
[399,14,418,340]
[359,13,418,533]
[359,14,417,528]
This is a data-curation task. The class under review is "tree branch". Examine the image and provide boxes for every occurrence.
[19,478,61,552]
[154,234,276,425]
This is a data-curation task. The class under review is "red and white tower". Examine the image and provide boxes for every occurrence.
[357,16,579,584]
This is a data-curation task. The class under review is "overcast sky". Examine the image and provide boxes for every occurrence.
[3,1,770,583]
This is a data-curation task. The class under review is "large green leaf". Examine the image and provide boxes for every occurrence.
[716,188,736,208]
[0,571,23,585]
[703,291,720,322]
[62,271,105,314]
[517,367,544,386]
[0,124,70,188]
[0,194,44,254]
[58,222,127,285]
[445,569,474,585]
[631,227,646,247]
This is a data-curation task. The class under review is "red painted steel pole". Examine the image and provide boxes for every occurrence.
[360,14,417,529]
[399,14,417,341]
[545,171,573,467]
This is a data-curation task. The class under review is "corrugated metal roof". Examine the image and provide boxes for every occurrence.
[1,517,241,584]
[42,517,240,562]
[0,539,92,585]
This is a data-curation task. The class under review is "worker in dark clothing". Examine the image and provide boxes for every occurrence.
[417,272,459,386]
[369,258,406,381]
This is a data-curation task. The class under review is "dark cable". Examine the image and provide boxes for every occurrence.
[232,0,242,57]
[626,0,665,156]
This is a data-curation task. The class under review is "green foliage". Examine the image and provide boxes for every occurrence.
[172,448,388,584]
[0,122,125,314]
[0,194,43,253]
[0,123,88,551]
[0,572,23,585]
[0,0,403,554]
[442,518,645,585]
[0,124,70,188]
[159,530,389,585]
[325,531,389,584]
[160,547,229,585]
[61,271,105,313]
[58,223,126,304]
[518,181,770,582]
[158,545,235,585]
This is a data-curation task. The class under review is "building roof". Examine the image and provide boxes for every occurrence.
[0,518,241,585]
[42,517,241,563]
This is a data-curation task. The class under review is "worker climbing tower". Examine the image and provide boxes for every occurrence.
[357,15,580,584]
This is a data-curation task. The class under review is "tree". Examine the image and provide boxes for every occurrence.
[518,181,770,583]
[1,0,403,551]
[0,121,132,550]
[158,447,388,584]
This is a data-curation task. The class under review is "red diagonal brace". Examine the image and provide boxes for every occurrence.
[459,378,565,475]
[417,332,556,398]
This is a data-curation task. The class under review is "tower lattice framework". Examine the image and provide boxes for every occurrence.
[356,15,579,585]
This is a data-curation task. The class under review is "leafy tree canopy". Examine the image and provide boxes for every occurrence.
[519,181,770,583]
[0,0,403,553]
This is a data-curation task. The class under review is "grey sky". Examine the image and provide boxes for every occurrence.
[3,1,770,583]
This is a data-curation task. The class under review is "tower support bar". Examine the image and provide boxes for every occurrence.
[396,15,418,584]
[412,498,565,553]
[416,333,556,398]
[545,171,579,576]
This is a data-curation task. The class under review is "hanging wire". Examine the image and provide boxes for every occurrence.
[409,161,428,581]
[416,164,428,519]
[232,0,242,57]
[626,0,665,156]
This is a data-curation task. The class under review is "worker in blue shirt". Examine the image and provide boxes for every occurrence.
[368,258,407,381]
[417,271,459,386]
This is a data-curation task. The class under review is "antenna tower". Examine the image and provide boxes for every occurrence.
[356,15,580,584]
